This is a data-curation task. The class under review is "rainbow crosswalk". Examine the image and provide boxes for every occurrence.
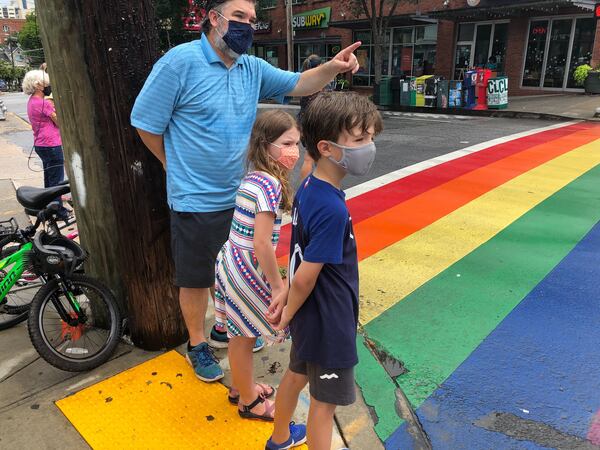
[277,121,600,446]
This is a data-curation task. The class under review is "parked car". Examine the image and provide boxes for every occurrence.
[0,80,8,92]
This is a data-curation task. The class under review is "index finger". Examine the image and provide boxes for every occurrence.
[337,41,361,56]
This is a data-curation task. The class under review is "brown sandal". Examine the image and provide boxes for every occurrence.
[238,395,275,422]
[228,383,275,404]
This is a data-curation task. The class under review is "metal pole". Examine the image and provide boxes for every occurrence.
[286,0,293,70]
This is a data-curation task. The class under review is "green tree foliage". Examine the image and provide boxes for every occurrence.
[153,0,270,52]
[154,0,197,51]
[18,12,44,66]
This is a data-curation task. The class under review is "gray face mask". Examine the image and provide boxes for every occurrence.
[327,141,376,176]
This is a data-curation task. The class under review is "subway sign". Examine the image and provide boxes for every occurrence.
[293,7,331,30]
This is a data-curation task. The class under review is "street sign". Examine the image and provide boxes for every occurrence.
[292,7,331,30]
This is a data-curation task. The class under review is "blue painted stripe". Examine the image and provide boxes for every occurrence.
[386,220,600,449]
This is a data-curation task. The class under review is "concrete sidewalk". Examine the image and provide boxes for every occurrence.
[0,112,382,449]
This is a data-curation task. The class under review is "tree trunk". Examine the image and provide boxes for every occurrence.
[373,32,384,85]
[36,0,187,350]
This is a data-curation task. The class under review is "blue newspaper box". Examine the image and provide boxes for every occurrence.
[463,70,477,109]
[449,80,462,107]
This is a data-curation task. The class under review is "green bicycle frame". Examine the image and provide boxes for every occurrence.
[0,243,33,303]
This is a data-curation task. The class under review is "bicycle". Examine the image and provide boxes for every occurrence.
[0,183,123,371]
[0,181,77,328]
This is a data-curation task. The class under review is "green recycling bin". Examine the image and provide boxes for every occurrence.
[407,77,417,106]
[378,76,392,107]
[487,76,508,109]
[400,80,410,106]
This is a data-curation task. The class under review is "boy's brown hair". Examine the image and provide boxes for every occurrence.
[300,91,383,161]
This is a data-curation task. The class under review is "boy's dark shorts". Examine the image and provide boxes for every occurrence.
[170,209,234,288]
[289,344,356,406]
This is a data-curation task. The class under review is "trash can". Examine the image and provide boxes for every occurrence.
[390,77,402,108]
[487,76,509,109]
[378,76,392,107]
[437,79,449,108]
[449,80,462,108]
[408,77,417,106]
[474,68,492,110]
[416,75,433,107]
[463,70,477,109]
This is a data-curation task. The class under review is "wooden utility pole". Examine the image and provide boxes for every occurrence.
[286,0,293,70]
[35,0,187,350]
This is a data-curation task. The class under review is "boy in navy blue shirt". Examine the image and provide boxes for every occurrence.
[266,92,383,450]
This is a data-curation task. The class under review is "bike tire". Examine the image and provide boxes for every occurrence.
[27,274,122,372]
[0,305,29,330]
[0,268,40,331]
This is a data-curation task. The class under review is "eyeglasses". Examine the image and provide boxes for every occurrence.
[215,10,258,30]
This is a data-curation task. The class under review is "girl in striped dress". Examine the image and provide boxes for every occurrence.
[214,110,300,421]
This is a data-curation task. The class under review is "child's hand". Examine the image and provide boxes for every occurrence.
[267,285,288,324]
[273,305,293,331]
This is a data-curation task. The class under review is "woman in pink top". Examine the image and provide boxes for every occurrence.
[22,70,70,220]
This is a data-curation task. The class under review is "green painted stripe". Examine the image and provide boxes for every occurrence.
[356,164,600,441]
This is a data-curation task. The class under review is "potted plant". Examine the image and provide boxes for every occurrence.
[574,64,600,94]
[335,77,349,91]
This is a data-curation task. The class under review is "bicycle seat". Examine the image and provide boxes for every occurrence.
[16,185,71,210]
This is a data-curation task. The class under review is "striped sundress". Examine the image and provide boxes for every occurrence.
[214,171,288,344]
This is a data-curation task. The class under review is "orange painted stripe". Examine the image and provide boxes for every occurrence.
[354,126,600,261]
[277,125,600,266]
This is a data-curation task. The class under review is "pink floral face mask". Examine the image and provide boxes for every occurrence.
[269,142,299,170]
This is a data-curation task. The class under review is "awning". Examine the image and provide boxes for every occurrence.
[428,0,596,20]
[329,14,435,30]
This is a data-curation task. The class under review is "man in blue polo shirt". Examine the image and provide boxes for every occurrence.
[131,0,361,384]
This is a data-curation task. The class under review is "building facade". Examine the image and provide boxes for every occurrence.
[0,18,25,42]
[252,0,600,95]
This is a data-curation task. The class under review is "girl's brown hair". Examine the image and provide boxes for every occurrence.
[247,110,299,212]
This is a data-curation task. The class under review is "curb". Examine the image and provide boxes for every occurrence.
[378,105,599,122]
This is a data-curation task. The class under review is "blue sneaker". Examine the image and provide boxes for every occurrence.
[208,325,265,352]
[185,342,224,382]
[265,422,307,449]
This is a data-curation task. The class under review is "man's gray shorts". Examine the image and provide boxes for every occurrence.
[288,344,356,406]
[170,209,234,288]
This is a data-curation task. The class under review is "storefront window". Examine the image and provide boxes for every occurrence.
[393,27,413,44]
[473,24,491,68]
[522,16,594,90]
[266,46,278,67]
[454,21,507,79]
[458,23,475,41]
[566,18,595,88]
[297,43,340,71]
[522,20,549,87]
[543,19,573,88]
[490,23,508,73]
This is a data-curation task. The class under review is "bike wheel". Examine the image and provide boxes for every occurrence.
[0,281,41,330]
[28,274,122,372]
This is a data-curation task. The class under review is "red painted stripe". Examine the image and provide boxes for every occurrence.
[276,122,592,259]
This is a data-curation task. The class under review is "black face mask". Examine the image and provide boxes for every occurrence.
[43,85,51,96]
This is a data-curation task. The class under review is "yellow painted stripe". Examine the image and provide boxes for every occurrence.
[360,140,600,325]
[56,351,308,450]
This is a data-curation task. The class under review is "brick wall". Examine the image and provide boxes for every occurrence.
[435,20,456,80]
[0,18,25,43]
[592,21,600,68]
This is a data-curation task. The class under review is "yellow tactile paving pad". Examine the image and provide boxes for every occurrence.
[56,351,308,450]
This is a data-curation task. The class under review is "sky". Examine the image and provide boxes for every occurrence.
[0,0,35,7]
